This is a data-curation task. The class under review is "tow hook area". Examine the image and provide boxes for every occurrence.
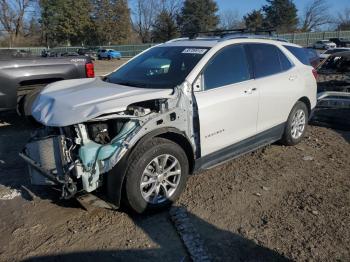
[61,181,77,200]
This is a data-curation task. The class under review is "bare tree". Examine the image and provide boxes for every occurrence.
[300,0,332,32]
[132,0,182,43]
[133,0,159,43]
[337,7,350,30]
[0,0,35,47]
[219,9,244,30]
[159,0,182,17]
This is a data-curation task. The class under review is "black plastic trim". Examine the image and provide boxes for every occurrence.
[194,123,285,171]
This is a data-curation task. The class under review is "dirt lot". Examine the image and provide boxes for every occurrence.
[93,59,129,76]
[0,61,349,262]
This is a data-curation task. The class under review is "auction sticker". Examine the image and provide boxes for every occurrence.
[182,48,207,55]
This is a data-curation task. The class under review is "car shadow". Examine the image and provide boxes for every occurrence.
[310,108,350,143]
[22,206,291,262]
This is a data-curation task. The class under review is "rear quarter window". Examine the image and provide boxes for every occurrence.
[283,45,311,66]
[247,43,289,78]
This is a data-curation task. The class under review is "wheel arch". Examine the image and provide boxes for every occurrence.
[298,96,311,116]
[107,127,195,208]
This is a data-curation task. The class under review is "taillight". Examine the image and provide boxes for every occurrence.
[312,68,318,80]
[85,62,95,78]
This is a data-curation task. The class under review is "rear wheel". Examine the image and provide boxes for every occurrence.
[281,101,308,146]
[122,138,189,213]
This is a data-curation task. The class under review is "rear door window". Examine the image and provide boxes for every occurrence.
[203,44,251,90]
[283,45,311,66]
[247,43,285,78]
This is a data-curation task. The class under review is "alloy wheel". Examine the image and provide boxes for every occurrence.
[140,154,181,204]
[291,109,306,139]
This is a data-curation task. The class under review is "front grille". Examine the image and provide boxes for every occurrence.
[26,136,66,185]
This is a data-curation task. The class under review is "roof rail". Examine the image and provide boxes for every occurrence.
[221,34,289,43]
[183,28,276,39]
[165,37,189,43]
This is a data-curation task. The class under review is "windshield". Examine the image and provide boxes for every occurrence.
[106,46,209,89]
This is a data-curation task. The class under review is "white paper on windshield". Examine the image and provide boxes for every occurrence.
[182,48,207,55]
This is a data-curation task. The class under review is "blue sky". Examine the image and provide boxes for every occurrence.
[216,0,349,17]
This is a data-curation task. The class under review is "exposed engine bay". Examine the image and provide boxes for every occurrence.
[20,84,198,199]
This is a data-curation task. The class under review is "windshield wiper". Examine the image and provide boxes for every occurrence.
[112,81,150,88]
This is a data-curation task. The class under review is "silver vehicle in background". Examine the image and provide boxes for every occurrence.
[313,40,336,50]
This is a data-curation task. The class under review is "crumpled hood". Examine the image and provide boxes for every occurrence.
[32,78,174,126]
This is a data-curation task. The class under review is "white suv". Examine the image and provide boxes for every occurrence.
[313,40,336,50]
[22,35,317,213]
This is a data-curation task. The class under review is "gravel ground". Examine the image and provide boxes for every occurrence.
[93,59,129,76]
[0,60,349,262]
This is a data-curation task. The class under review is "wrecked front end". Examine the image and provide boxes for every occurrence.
[20,85,196,200]
[317,52,350,93]
[20,115,139,199]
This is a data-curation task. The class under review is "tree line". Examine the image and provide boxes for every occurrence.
[0,0,349,47]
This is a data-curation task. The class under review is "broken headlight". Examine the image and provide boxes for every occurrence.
[86,119,129,145]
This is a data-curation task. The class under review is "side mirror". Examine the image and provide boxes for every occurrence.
[193,74,203,92]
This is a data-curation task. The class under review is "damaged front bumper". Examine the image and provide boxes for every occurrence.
[19,135,78,199]
[20,84,197,201]
[19,120,139,199]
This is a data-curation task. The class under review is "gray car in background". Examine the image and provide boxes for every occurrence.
[0,55,94,115]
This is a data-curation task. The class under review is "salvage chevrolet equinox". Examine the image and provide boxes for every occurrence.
[21,35,317,213]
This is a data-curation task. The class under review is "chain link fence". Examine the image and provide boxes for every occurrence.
[278,30,350,46]
[0,43,157,57]
[1,30,350,57]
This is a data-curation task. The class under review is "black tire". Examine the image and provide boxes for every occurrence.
[119,137,189,214]
[107,55,111,60]
[16,95,25,116]
[281,101,309,146]
[97,55,101,60]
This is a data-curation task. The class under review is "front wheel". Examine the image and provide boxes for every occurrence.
[281,101,308,146]
[122,138,189,213]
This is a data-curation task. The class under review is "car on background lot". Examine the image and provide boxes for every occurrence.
[60,51,80,57]
[97,49,122,60]
[0,56,94,114]
[317,51,350,93]
[319,47,350,60]
[0,49,32,59]
[313,40,336,50]
[41,50,60,57]
[21,35,317,214]
[77,48,98,60]
[329,38,350,47]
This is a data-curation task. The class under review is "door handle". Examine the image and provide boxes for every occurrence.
[244,88,257,94]
[289,75,298,81]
